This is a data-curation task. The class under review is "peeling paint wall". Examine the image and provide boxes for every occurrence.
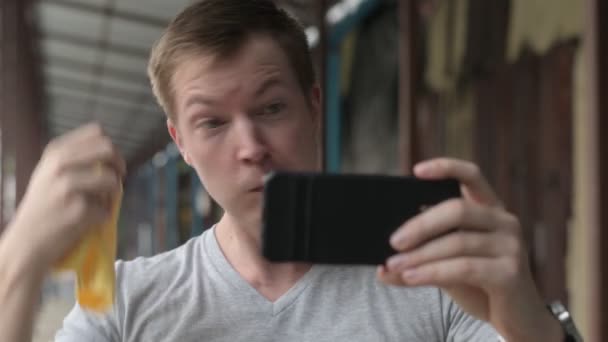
[423,0,587,337]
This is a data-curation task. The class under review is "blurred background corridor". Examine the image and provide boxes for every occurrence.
[1,0,605,340]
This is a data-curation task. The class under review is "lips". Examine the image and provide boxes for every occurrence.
[249,186,264,193]
[246,171,273,193]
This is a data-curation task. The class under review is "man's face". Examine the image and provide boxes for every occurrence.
[168,35,321,226]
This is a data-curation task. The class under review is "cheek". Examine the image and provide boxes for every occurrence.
[187,143,233,206]
[274,117,318,165]
[181,134,224,177]
[194,146,227,175]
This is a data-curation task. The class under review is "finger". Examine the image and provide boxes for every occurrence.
[47,123,127,177]
[395,257,498,288]
[58,136,126,178]
[386,231,502,272]
[390,199,504,251]
[64,164,122,198]
[413,158,501,207]
[377,265,406,287]
[51,122,107,148]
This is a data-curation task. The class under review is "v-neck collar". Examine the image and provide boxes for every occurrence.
[203,226,326,316]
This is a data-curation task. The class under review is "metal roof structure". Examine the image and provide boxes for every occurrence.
[35,0,332,167]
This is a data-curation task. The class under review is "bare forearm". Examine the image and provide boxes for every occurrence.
[0,233,44,342]
[499,313,564,342]
[491,287,565,342]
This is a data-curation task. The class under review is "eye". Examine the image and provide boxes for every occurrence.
[260,102,285,116]
[197,118,225,130]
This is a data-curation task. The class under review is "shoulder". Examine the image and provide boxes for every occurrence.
[114,234,204,296]
[111,234,209,338]
[55,235,208,341]
[116,235,203,276]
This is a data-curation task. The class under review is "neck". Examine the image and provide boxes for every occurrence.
[214,214,312,301]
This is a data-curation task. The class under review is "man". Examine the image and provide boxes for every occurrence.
[0,0,569,341]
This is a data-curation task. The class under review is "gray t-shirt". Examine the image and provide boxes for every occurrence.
[55,227,498,341]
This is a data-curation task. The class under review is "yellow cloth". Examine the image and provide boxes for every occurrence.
[54,188,122,312]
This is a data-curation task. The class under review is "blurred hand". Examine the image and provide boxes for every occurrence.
[377,158,562,341]
[2,123,126,275]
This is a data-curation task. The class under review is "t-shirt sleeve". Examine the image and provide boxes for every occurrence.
[54,259,135,342]
[54,303,120,342]
[440,290,500,342]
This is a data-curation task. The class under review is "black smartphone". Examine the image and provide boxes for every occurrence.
[261,172,461,265]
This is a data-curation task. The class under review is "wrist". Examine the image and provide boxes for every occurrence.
[540,310,566,342]
[499,311,564,342]
[547,301,583,342]
[0,221,48,285]
[492,281,566,342]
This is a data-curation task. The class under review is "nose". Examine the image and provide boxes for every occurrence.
[234,117,268,165]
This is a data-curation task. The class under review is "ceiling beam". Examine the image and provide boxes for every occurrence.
[44,54,148,84]
[47,84,142,110]
[46,74,145,100]
[48,120,145,147]
[48,110,161,133]
[44,0,168,28]
[38,30,149,58]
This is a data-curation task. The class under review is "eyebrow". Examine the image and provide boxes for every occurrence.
[183,77,284,112]
[184,94,216,112]
[254,77,283,97]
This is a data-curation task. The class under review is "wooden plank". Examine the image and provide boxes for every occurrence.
[536,43,576,303]
[14,0,45,205]
[316,0,328,171]
[584,0,608,339]
[397,0,419,172]
[473,44,576,303]
[510,52,540,283]
[0,0,19,229]
[0,0,46,231]
[0,0,6,229]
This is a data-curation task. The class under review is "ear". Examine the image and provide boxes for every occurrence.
[167,119,192,165]
[308,84,323,168]
[309,83,322,132]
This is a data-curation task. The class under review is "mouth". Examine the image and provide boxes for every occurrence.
[249,172,274,193]
[249,186,264,193]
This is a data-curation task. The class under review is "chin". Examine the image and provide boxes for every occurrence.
[232,197,263,228]
[242,212,263,233]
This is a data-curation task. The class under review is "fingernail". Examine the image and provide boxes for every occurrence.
[377,265,387,275]
[414,162,433,176]
[390,230,406,249]
[387,254,408,270]
[402,269,418,281]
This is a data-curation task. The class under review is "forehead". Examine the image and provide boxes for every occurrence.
[172,35,298,98]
